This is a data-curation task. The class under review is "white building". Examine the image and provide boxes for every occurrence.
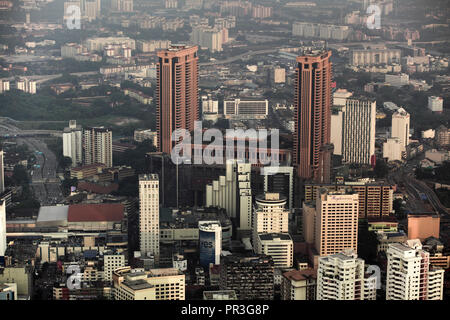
[136,40,171,53]
[316,250,376,300]
[16,78,36,94]
[113,267,185,300]
[386,240,444,300]
[85,37,135,52]
[421,129,435,139]
[0,150,4,194]
[190,26,225,52]
[0,201,5,257]
[0,80,10,93]
[223,99,268,119]
[83,127,113,168]
[273,67,286,84]
[252,193,289,245]
[255,233,293,268]
[341,98,376,165]
[201,95,219,114]
[103,253,126,283]
[205,160,252,231]
[333,89,353,107]
[391,107,410,150]
[428,96,443,113]
[385,73,409,87]
[350,48,401,66]
[383,138,403,162]
[331,108,343,156]
[139,174,160,264]
[63,120,83,167]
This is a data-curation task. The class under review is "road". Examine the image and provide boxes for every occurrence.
[199,48,282,66]
[0,120,63,205]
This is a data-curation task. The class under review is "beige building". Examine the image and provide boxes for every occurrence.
[314,189,359,256]
[281,268,316,300]
[113,267,185,300]
[255,233,293,268]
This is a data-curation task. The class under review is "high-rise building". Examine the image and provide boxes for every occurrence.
[304,180,394,219]
[281,268,317,300]
[386,240,444,300]
[156,45,199,154]
[83,127,113,168]
[0,80,10,93]
[260,166,294,211]
[0,201,5,257]
[314,189,359,256]
[252,193,289,245]
[0,150,4,194]
[341,98,376,165]
[435,125,450,147]
[255,233,293,268]
[205,160,252,231]
[316,250,376,300]
[293,50,332,182]
[219,254,274,300]
[139,174,160,264]
[63,120,83,167]
[391,107,410,150]
[16,78,36,94]
[103,252,126,283]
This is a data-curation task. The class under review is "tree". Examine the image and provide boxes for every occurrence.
[357,219,379,264]
[12,165,29,185]
[59,156,72,170]
[374,159,388,178]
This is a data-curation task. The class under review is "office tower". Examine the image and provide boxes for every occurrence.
[255,233,293,268]
[341,98,376,165]
[205,160,252,231]
[0,150,4,194]
[260,166,294,211]
[198,221,222,268]
[156,45,199,154]
[316,250,376,300]
[383,137,403,161]
[219,254,274,300]
[281,268,317,300]
[304,181,394,219]
[315,189,359,256]
[63,120,83,167]
[252,193,289,245]
[103,253,126,283]
[0,201,5,257]
[83,127,113,168]
[139,174,160,264]
[293,50,332,183]
[391,107,410,150]
[386,240,444,300]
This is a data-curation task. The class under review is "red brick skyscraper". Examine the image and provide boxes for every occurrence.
[157,45,199,154]
[293,50,333,183]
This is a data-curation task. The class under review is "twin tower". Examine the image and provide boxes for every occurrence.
[156,45,333,182]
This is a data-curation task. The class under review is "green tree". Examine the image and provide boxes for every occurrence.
[374,159,388,178]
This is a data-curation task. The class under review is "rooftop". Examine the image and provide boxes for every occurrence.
[67,203,124,222]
